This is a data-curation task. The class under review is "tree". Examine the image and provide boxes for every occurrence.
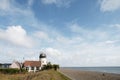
[52,64,59,71]
[47,62,52,69]
[42,62,52,70]
[42,62,60,71]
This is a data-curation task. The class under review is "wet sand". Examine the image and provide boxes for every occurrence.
[59,69,120,80]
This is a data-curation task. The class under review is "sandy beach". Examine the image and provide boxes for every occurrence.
[59,69,120,80]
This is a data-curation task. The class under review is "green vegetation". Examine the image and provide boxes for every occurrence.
[42,62,59,71]
[52,64,59,71]
[0,68,27,74]
[0,63,69,80]
[0,70,71,80]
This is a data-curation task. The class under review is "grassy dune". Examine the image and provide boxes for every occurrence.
[0,70,71,80]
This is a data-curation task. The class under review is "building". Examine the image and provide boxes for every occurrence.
[39,52,47,67]
[0,63,11,68]
[23,61,41,72]
[23,52,47,72]
[9,61,22,69]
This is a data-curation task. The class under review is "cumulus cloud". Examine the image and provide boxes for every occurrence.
[56,35,83,45]
[0,0,33,16]
[69,23,87,33]
[0,0,120,66]
[69,23,109,41]
[58,41,120,66]
[0,0,10,11]
[99,0,120,12]
[45,48,61,57]
[42,48,63,64]
[51,22,120,66]
[41,0,73,8]
[105,40,119,44]
[34,31,49,40]
[0,25,34,48]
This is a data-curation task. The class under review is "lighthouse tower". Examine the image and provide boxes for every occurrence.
[39,52,47,66]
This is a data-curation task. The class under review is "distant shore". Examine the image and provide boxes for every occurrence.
[59,68,120,80]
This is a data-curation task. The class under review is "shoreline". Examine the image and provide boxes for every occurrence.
[61,67,120,74]
[59,69,120,80]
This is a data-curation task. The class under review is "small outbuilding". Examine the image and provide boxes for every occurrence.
[9,61,22,69]
[0,63,11,68]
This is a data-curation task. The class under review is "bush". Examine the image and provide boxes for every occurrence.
[52,64,59,71]
[42,62,53,70]
[42,62,60,71]
[0,68,27,74]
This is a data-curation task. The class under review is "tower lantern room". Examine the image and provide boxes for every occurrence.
[39,53,46,58]
[39,52,47,66]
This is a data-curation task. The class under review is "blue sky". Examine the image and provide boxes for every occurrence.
[0,0,120,67]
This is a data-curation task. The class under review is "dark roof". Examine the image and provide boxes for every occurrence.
[24,61,41,67]
[39,53,46,58]
[0,63,11,65]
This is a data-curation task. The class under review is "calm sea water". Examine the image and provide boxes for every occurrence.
[62,67,120,74]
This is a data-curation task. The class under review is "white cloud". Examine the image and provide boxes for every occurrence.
[0,25,34,48]
[0,0,33,16]
[99,0,120,12]
[0,0,120,66]
[43,48,63,64]
[49,23,120,66]
[34,31,49,40]
[69,23,86,33]
[0,0,10,11]
[41,0,73,8]
[45,48,61,57]
[56,35,83,45]
[29,22,120,66]
[110,24,120,29]
[69,23,109,41]
[59,42,120,66]
[0,23,120,66]
[105,40,119,44]
[28,0,34,6]
[42,0,57,4]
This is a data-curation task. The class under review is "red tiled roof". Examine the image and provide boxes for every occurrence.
[24,61,41,67]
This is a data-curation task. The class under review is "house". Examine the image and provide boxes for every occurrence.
[23,61,41,72]
[9,61,22,69]
[0,63,11,68]
[23,52,47,72]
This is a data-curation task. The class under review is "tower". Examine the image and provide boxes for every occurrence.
[39,52,47,66]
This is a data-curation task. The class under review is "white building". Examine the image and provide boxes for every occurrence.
[23,61,41,72]
[39,52,47,67]
[10,61,21,69]
[23,52,47,72]
[0,63,11,68]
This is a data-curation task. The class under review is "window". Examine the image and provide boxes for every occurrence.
[31,67,34,70]
[36,67,39,70]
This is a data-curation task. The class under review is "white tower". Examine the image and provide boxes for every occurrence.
[39,52,47,67]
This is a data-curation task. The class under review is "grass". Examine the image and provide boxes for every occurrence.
[0,69,71,80]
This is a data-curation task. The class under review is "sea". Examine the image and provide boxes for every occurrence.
[61,67,120,74]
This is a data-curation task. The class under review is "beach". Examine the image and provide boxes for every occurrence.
[59,69,120,80]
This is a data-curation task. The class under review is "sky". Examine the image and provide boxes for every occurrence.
[0,0,120,67]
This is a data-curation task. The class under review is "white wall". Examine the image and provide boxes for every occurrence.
[10,62,20,69]
[40,58,47,66]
